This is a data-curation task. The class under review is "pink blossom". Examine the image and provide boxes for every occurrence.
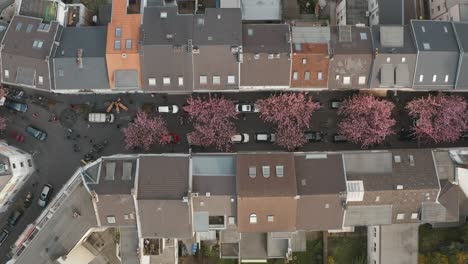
[122,111,169,151]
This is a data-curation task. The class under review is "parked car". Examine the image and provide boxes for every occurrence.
[38,184,53,207]
[157,105,179,114]
[333,134,347,143]
[25,126,47,141]
[255,133,276,143]
[88,113,115,123]
[4,100,28,113]
[304,131,324,142]
[231,133,250,143]
[0,229,8,246]
[235,103,259,113]
[330,100,343,109]
[8,210,23,226]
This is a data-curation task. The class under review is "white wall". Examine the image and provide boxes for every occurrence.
[430,0,449,19]
[368,0,379,25]
[336,0,347,25]
[367,225,380,264]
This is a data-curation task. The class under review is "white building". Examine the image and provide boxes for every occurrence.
[0,141,34,213]
[428,0,468,21]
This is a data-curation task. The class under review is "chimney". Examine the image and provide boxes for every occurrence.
[77,48,83,69]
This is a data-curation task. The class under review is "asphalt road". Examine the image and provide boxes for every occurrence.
[0,89,467,261]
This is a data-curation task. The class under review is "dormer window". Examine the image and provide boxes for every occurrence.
[115,27,121,38]
[248,166,256,178]
[37,23,50,32]
[249,214,257,224]
[262,166,270,178]
[32,40,44,49]
[276,165,284,177]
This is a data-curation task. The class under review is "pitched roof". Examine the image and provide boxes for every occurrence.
[296,194,344,231]
[94,194,136,227]
[236,153,297,197]
[295,153,346,195]
[343,149,439,192]
[411,20,459,52]
[292,26,330,44]
[137,155,189,200]
[88,158,137,195]
[137,199,192,238]
[330,26,373,54]
[242,24,291,54]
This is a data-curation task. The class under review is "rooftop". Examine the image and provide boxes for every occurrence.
[378,0,404,25]
[236,153,297,197]
[137,155,189,200]
[411,20,459,52]
[330,26,373,54]
[242,24,291,54]
[371,25,416,54]
[292,26,331,44]
[87,157,137,195]
[240,0,281,21]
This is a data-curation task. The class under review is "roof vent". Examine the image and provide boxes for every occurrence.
[160,12,167,18]
[396,185,404,190]
[121,53,127,59]
[262,166,270,178]
[276,165,284,177]
[206,192,211,197]
[409,155,415,166]
[249,166,256,178]
[394,155,401,163]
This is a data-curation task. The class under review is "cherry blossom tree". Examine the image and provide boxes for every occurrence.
[337,94,396,148]
[406,94,467,143]
[183,96,238,151]
[122,111,170,151]
[256,93,320,150]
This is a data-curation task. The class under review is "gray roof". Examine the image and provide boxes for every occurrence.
[0,21,8,42]
[239,233,267,260]
[142,7,241,46]
[88,158,137,195]
[97,4,112,25]
[330,26,373,54]
[380,26,403,47]
[395,64,410,86]
[240,0,281,21]
[243,24,291,54]
[295,153,346,195]
[378,0,404,25]
[380,64,394,86]
[267,232,288,258]
[292,26,330,44]
[453,22,468,89]
[344,149,439,192]
[137,199,192,238]
[379,224,419,264]
[344,0,368,26]
[344,205,393,226]
[411,20,459,52]
[137,155,189,200]
[192,155,236,176]
[114,70,139,89]
[296,195,345,231]
[53,27,109,90]
[454,22,468,52]
[193,212,209,232]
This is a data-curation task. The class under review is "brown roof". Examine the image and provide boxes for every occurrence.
[242,24,291,54]
[293,43,328,54]
[95,194,136,227]
[137,155,189,200]
[296,194,344,231]
[237,197,297,232]
[193,196,237,229]
[295,154,346,195]
[137,199,192,238]
[236,153,297,197]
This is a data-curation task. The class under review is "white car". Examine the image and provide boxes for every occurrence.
[235,103,259,113]
[231,133,250,143]
[157,105,179,114]
[255,133,276,143]
[38,184,53,207]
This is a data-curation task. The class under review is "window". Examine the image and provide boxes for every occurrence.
[267,215,274,222]
[248,28,253,36]
[419,75,424,82]
[358,76,366,85]
[401,57,406,63]
[213,75,221,85]
[28,159,32,167]
[160,11,167,18]
[248,166,256,178]
[444,74,449,82]
[15,22,22,32]
[115,27,122,37]
[32,40,44,49]
[37,23,50,31]
[437,5,441,11]
[26,24,33,33]
[304,71,310,81]
[293,71,298,80]
[163,77,171,85]
[276,165,284,177]
[317,71,323,80]
[411,213,419,219]
[421,26,426,32]
[343,76,351,84]
[444,26,448,33]
[262,166,270,178]
[125,39,132,49]
[200,75,207,84]
[20,162,24,168]
[148,78,156,86]
[114,40,121,50]
[107,215,116,224]
[360,32,368,40]
[38,75,43,85]
[178,77,184,86]
[432,74,437,82]
[227,75,235,84]
[12,163,16,169]
[375,196,380,202]
[397,213,405,220]
[386,57,390,63]
[249,214,257,224]
[4,70,9,78]
[423,43,431,50]
[302,58,307,64]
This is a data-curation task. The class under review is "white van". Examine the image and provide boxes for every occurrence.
[88,113,115,123]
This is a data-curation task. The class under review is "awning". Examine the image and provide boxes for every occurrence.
[380,64,394,87]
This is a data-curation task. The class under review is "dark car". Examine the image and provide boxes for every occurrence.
[25,126,47,141]
[0,229,8,246]
[330,100,343,109]
[304,131,324,142]
[4,100,28,113]
[8,210,23,226]
[333,134,348,143]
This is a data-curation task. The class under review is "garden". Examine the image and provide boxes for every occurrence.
[419,223,468,264]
